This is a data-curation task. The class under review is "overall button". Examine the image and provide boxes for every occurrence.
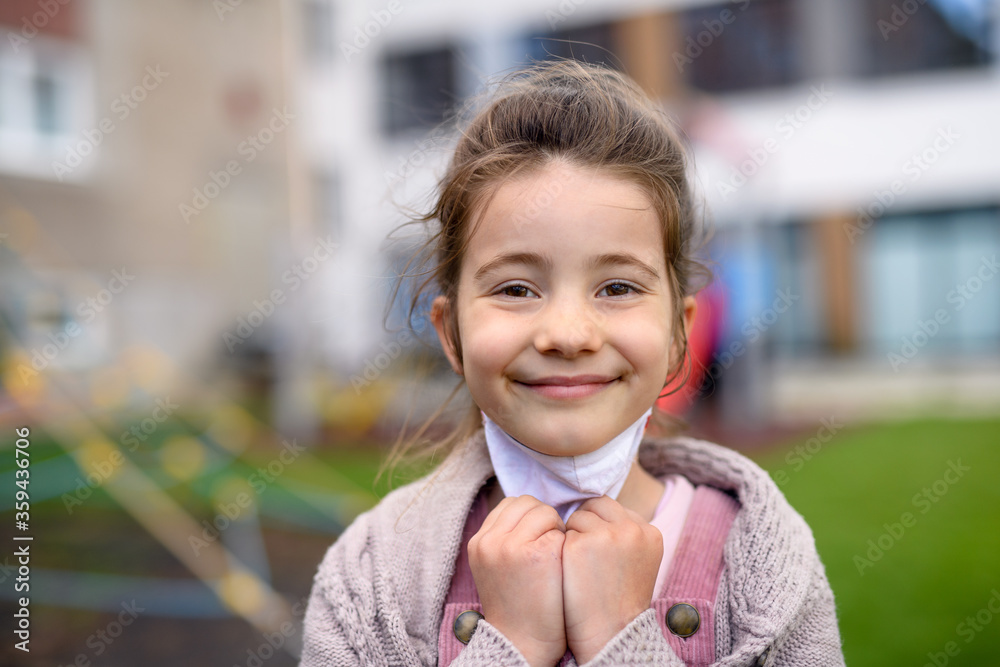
[453,610,484,645]
[666,603,700,638]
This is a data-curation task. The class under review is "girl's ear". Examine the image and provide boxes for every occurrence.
[681,295,697,341]
[431,295,463,375]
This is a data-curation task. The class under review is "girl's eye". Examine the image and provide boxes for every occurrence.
[498,284,535,298]
[601,283,636,297]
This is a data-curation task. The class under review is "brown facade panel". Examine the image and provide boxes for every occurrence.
[816,213,857,352]
[1,0,81,41]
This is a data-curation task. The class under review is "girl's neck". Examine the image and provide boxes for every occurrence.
[616,460,665,522]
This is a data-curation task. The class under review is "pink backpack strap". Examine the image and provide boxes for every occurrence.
[438,488,489,666]
[652,484,740,666]
[438,483,739,667]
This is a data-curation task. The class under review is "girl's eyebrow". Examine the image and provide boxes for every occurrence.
[472,251,660,282]
[473,252,552,281]
[589,253,661,282]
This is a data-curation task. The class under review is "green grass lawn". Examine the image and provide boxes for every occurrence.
[752,417,1000,666]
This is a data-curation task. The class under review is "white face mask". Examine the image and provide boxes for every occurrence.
[482,407,653,521]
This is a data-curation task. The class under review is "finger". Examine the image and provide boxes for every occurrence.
[576,496,650,526]
[480,495,548,537]
[511,503,566,541]
[575,495,630,523]
[564,507,606,534]
[478,495,518,535]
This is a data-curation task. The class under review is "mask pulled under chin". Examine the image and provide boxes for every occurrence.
[481,407,654,521]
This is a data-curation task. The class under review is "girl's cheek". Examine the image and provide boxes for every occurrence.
[613,317,671,350]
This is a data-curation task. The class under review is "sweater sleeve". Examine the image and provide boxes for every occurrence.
[299,524,397,667]
[449,619,532,666]
[298,510,435,667]
[578,609,685,667]
[299,573,366,667]
[450,613,680,667]
[298,440,499,667]
[768,560,846,667]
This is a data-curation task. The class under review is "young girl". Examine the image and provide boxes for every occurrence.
[300,60,845,666]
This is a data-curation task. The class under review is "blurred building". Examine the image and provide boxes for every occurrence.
[301,0,1000,425]
[1,0,310,428]
[2,0,999,431]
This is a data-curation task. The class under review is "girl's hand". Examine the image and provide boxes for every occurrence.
[561,496,662,664]
[468,495,568,666]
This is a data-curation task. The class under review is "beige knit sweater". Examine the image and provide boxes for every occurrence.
[300,432,846,666]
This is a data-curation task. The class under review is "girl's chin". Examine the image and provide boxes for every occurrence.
[510,426,613,458]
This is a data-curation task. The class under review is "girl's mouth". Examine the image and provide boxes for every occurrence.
[515,375,619,399]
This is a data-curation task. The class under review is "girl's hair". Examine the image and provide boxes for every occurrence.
[381,58,712,482]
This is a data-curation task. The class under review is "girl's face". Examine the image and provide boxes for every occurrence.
[432,160,696,457]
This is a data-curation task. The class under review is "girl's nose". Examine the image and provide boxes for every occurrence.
[532,296,603,357]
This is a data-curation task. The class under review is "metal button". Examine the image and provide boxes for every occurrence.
[666,603,700,638]
[453,610,484,645]
[754,647,771,666]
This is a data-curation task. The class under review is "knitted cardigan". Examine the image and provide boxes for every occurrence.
[299,432,846,666]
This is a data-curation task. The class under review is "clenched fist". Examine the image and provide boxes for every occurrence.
[468,495,568,666]
[561,496,663,664]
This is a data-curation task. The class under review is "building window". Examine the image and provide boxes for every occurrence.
[302,0,335,63]
[677,0,802,93]
[526,21,621,70]
[312,169,340,240]
[766,221,826,356]
[34,73,61,134]
[0,52,70,135]
[380,46,457,136]
[859,208,1000,357]
[862,0,993,77]
[0,37,84,178]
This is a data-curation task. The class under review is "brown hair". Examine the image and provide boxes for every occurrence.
[381,58,711,483]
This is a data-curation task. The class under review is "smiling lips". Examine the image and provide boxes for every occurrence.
[516,375,619,399]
